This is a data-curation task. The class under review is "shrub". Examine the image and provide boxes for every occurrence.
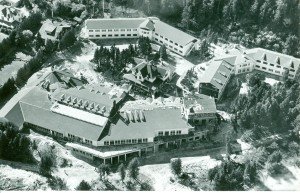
[60,158,69,168]
[39,154,54,177]
[267,151,282,163]
[48,177,67,190]
[125,180,135,191]
[288,142,299,156]
[128,158,140,180]
[140,181,153,191]
[118,163,126,182]
[98,164,111,180]
[170,177,175,183]
[32,140,38,150]
[170,158,182,176]
[267,162,284,176]
[76,180,91,190]
[293,159,300,167]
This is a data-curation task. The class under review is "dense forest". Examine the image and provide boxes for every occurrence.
[112,0,300,58]
[231,73,300,139]
[92,37,157,79]
[0,119,34,163]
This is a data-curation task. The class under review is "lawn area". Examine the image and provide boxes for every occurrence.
[139,155,222,191]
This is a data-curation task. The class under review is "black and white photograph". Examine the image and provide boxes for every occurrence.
[0,0,299,191]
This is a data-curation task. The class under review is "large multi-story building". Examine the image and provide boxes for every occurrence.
[84,17,200,56]
[234,48,300,80]
[197,48,300,101]
[0,82,218,164]
[198,56,235,100]
[182,94,217,125]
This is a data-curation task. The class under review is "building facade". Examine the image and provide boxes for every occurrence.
[84,17,200,56]
[234,48,300,80]
[39,19,71,44]
[123,59,174,94]
[198,56,235,100]
[182,94,217,125]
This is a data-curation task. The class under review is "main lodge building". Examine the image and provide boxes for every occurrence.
[0,81,217,164]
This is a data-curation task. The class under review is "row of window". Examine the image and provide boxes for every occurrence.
[238,68,250,73]
[256,65,281,74]
[89,34,138,38]
[89,29,138,32]
[52,131,63,138]
[36,126,51,134]
[154,38,183,54]
[240,63,251,67]
[189,112,216,118]
[154,32,183,48]
[85,139,93,145]
[73,148,93,157]
[158,130,182,136]
[256,60,283,69]
[103,138,148,146]
[142,31,150,35]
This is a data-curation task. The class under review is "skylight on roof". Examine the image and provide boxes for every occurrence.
[50,103,108,127]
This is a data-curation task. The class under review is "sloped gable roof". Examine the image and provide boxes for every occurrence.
[246,48,300,70]
[152,20,197,46]
[86,18,145,29]
[199,59,233,91]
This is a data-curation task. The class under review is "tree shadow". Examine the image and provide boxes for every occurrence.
[270,164,297,182]
[254,179,271,191]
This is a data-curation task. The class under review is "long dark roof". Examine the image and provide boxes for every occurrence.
[1,87,108,141]
[199,57,235,91]
[153,20,197,46]
[85,18,145,29]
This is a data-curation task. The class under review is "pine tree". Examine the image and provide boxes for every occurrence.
[170,158,182,176]
[98,164,110,180]
[118,163,126,182]
[226,142,232,156]
[159,44,168,60]
[181,0,193,29]
[60,28,77,50]
[76,180,91,190]
[127,157,139,180]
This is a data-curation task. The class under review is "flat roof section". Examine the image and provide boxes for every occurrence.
[66,142,140,159]
[50,103,108,127]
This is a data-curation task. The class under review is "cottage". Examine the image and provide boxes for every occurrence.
[0,5,23,31]
[38,19,71,44]
[123,60,174,94]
